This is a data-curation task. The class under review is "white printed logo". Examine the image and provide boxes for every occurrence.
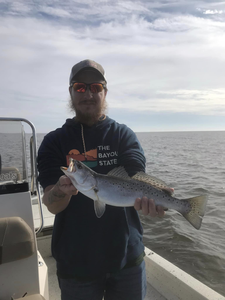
[97,145,118,166]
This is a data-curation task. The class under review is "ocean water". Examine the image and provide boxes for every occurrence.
[0,130,224,296]
[136,131,225,297]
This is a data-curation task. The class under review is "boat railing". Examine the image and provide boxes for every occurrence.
[0,117,44,235]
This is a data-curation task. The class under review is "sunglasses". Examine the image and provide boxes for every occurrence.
[71,82,106,93]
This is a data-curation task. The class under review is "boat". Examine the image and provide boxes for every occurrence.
[0,117,224,300]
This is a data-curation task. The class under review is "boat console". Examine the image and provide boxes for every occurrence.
[0,118,48,300]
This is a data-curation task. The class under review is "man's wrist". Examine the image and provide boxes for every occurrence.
[54,181,67,195]
[47,182,67,204]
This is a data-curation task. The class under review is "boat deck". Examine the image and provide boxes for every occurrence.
[34,203,225,300]
[38,238,165,300]
[34,203,166,300]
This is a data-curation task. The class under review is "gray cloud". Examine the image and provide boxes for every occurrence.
[2,0,225,21]
[0,0,225,132]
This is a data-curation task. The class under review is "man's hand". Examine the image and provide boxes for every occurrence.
[162,187,174,195]
[134,197,165,217]
[134,188,174,217]
[42,175,78,215]
[56,175,78,196]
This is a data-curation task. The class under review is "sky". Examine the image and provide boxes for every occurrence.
[1,0,225,133]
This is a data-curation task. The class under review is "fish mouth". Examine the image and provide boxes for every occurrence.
[68,159,76,172]
[60,158,76,173]
[60,167,68,171]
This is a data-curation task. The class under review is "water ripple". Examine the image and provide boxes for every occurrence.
[137,131,225,296]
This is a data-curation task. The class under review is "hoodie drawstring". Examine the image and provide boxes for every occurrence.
[80,115,106,161]
[81,124,87,160]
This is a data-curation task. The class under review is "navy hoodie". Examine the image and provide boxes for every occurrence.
[37,116,146,279]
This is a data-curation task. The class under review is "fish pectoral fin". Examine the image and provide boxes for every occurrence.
[94,200,106,218]
[93,187,105,218]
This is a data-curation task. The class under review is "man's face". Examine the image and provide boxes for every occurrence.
[69,69,107,126]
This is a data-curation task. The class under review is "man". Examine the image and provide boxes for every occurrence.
[37,59,166,300]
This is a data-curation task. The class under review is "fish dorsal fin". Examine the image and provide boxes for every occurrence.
[132,172,173,195]
[107,167,131,179]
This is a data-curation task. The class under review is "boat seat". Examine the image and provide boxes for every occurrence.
[0,216,34,264]
[0,166,21,184]
[15,294,46,300]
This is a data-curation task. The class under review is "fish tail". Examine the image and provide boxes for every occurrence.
[182,195,207,230]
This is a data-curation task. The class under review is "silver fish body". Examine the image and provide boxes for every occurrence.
[61,159,207,230]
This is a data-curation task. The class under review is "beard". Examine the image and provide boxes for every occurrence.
[69,97,108,126]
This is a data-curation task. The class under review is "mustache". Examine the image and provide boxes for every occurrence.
[79,100,96,104]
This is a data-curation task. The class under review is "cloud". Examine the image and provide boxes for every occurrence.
[39,6,71,18]
[108,88,225,116]
[203,9,224,15]
[10,1,31,14]
[1,0,225,132]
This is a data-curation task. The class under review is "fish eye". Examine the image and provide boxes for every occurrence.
[77,163,82,169]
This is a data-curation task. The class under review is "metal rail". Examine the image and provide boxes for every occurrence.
[0,117,44,234]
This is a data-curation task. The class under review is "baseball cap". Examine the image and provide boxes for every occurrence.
[69,59,107,85]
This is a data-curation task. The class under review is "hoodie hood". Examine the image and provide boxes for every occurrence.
[64,115,114,130]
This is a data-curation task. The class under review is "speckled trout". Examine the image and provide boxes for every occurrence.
[61,159,207,230]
